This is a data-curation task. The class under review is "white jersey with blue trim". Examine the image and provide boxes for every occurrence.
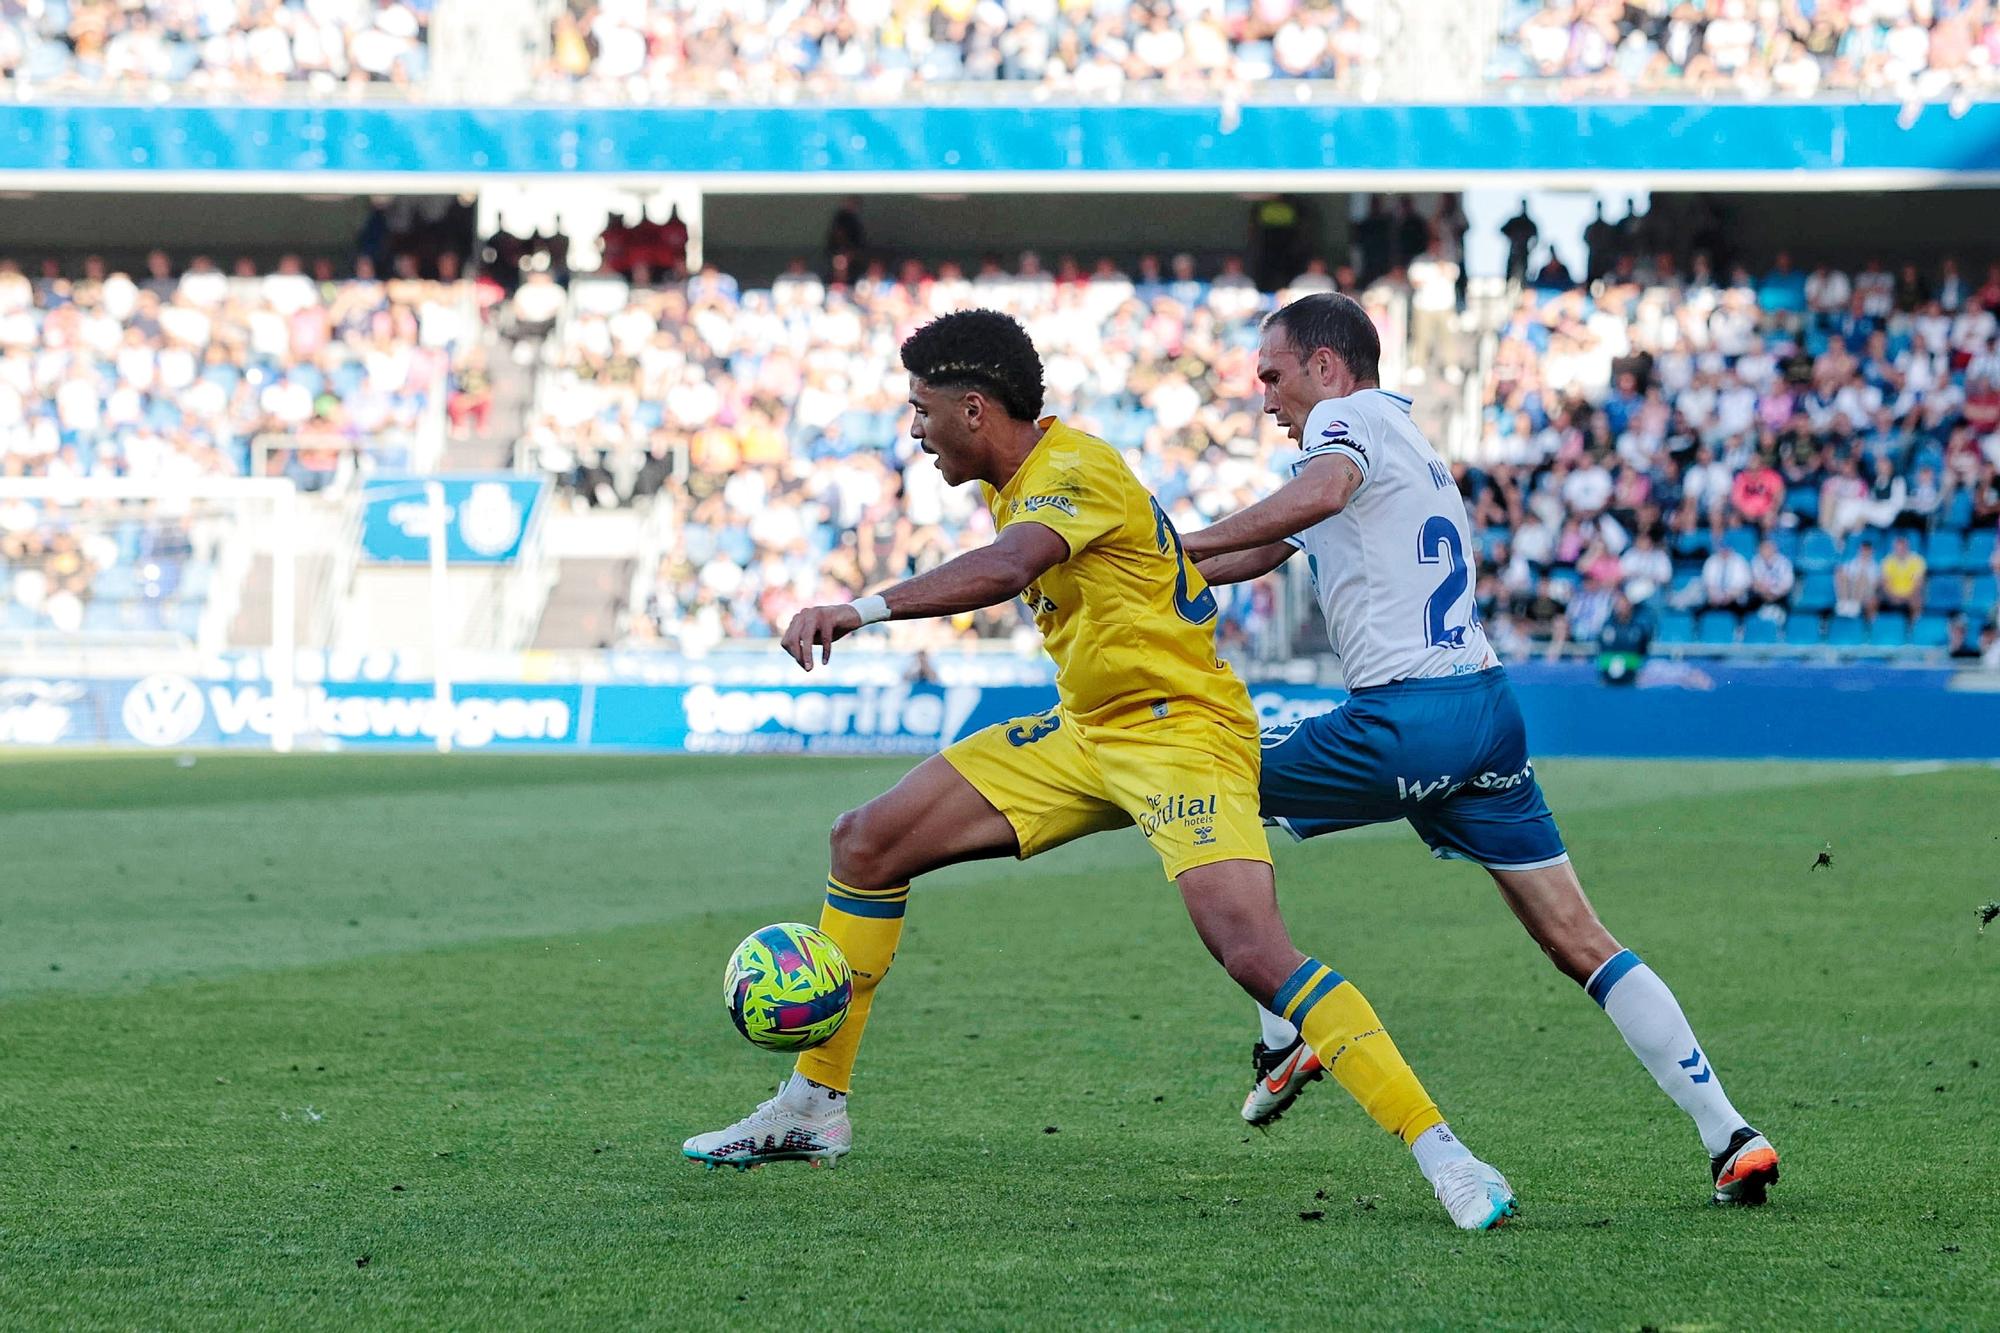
[1283,388,1499,690]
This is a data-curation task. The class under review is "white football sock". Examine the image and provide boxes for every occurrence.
[1409,1121,1475,1187]
[1586,950,1747,1156]
[777,1071,846,1118]
[1256,1004,1299,1049]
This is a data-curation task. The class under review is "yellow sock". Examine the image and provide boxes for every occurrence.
[794,876,908,1094]
[1275,958,1445,1145]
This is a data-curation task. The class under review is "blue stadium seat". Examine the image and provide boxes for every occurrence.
[1723,527,1759,560]
[1741,615,1782,645]
[1784,487,1820,523]
[1945,490,1975,530]
[1673,529,1712,559]
[95,565,139,599]
[1826,616,1867,646]
[1867,617,1910,649]
[1928,576,1965,613]
[1782,614,1824,646]
[1912,615,1952,648]
[1971,575,1999,610]
[1772,529,1799,560]
[1797,529,1839,573]
[1654,610,1696,644]
[1968,530,1997,570]
[1928,530,1966,572]
[1697,614,1738,646]
[1795,571,1836,613]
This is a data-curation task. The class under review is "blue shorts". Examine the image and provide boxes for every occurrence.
[1259,668,1568,872]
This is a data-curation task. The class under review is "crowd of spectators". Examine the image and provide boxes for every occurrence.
[0,250,466,486]
[0,0,431,95]
[518,248,1399,656]
[513,236,2000,665]
[1490,0,2000,100]
[37,0,2000,103]
[0,249,469,637]
[1472,240,2000,659]
[536,0,1407,102]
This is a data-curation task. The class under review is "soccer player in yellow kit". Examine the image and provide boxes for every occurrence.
[682,310,1517,1230]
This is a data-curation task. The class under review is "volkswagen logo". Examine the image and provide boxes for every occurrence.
[121,674,206,747]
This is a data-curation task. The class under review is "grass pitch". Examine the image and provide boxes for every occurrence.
[2,752,1996,1330]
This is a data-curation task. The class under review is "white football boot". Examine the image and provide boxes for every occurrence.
[1241,1037,1325,1127]
[1710,1126,1780,1205]
[1432,1157,1518,1231]
[683,1084,851,1170]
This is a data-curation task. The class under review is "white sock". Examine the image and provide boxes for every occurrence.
[777,1071,846,1118]
[1409,1122,1475,1186]
[1586,950,1747,1156]
[1256,1004,1298,1048]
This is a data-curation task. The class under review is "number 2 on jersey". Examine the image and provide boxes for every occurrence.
[1150,499,1218,625]
[1416,516,1472,649]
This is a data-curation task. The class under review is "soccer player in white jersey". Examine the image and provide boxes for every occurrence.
[1183,294,1780,1207]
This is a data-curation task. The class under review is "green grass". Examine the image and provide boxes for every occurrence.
[1,752,1996,1330]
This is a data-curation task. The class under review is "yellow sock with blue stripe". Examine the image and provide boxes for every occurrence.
[794,876,909,1094]
[1272,958,1445,1145]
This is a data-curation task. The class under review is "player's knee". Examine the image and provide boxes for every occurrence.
[1217,939,1296,1002]
[829,804,898,885]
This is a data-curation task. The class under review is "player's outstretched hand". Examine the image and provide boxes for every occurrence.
[781,603,863,671]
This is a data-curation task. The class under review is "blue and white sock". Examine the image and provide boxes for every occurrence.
[1256,1004,1299,1049]
[1586,949,1747,1156]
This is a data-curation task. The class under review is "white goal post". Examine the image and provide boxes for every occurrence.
[0,475,300,752]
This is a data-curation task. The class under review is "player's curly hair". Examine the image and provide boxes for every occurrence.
[899,308,1046,423]
[1265,292,1381,384]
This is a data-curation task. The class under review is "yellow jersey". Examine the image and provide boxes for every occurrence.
[1880,551,1926,599]
[984,417,1255,737]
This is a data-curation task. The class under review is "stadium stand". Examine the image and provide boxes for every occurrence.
[0,0,430,94]
[1489,0,2000,99]
[509,236,2000,660]
[0,251,473,638]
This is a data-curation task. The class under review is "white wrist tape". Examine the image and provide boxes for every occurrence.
[850,594,891,625]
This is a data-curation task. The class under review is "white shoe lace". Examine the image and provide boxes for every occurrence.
[1434,1159,1510,1229]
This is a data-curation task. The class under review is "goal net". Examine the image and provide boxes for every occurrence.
[0,477,301,751]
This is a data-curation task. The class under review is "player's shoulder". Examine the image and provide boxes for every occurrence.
[1033,419,1133,486]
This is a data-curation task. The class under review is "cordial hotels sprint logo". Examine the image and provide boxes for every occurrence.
[122,674,207,747]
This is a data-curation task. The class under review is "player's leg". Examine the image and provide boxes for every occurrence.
[685,710,1125,1170]
[1105,726,1515,1230]
[1240,708,1408,1126]
[797,751,1025,1095]
[1489,859,1778,1204]
[684,752,1020,1169]
[1173,857,1515,1231]
[1422,671,1778,1203]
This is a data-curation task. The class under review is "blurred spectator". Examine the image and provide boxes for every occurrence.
[1879,533,1927,620]
[1596,590,1653,683]
[1699,541,1752,616]
[1748,537,1795,613]
[1836,539,1881,619]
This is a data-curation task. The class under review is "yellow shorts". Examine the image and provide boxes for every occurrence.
[941,706,1271,881]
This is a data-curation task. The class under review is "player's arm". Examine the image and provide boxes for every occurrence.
[1180,454,1362,560]
[781,521,1069,671]
[1193,540,1294,587]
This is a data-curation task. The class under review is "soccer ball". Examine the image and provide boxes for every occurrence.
[725,923,853,1051]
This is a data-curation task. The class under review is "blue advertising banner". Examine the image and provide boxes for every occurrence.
[3,102,1998,179]
[2,667,1997,760]
[358,475,548,565]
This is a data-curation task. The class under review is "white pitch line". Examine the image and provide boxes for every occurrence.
[1888,761,1951,776]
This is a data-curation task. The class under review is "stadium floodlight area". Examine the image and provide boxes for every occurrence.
[0,476,301,752]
